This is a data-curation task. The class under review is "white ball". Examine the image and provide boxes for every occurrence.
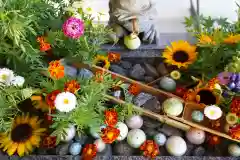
[127,129,146,148]
[90,125,106,139]
[166,136,187,156]
[94,139,106,152]
[116,122,128,141]
[186,128,205,145]
[61,125,76,142]
[126,115,143,129]
[154,133,167,146]
[228,144,240,157]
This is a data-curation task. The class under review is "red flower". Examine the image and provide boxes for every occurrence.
[128,83,141,96]
[207,78,219,90]
[140,140,160,158]
[175,86,187,97]
[208,135,221,146]
[48,60,65,79]
[104,109,118,127]
[46,90,61,109]
[230,97,240,117]
[64,80,80,93]
[42,136,57,148]
[37,36,51,52]
[229,124,240,140]
[108,52,121,63]
[82,144,97,160]
[101,126,120,144]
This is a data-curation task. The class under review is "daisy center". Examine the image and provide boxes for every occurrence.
[96,60,106,68]
[11,124,33,142]
[63,98,69,104]
[197,89,217,105]
[173,51,189,63]
[1,74,8,80]
[209,110,216,116]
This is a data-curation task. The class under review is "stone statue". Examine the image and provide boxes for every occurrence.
[109,0,160,44]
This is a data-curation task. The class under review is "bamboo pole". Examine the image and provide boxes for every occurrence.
[104,94,191,132]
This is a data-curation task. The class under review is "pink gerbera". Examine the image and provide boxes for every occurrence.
[62,17,84,39]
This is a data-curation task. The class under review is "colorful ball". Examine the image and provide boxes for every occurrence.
[191,111,204,122]
[127,129,146,148]
[166,136,187,156]
[159,77,176,91]
[116,122,129,141]
[125,115,143,129]
[154,133,167,146]
[94,139,106,152]
[69,142,82,155]
[186,128,205,145]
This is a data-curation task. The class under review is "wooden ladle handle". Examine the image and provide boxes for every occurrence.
[132,18,139,35]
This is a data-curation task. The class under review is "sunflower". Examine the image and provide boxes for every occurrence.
[162,41,198,69]
[223,34,240,44]
[198,34,216,45]
[0,115,46,156]
[93,55,110,69]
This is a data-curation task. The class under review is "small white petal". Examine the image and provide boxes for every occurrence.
[55,92,77,112]
[11,76,25,87]
[0,68,15,86]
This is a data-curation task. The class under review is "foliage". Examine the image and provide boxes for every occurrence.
[0,86,37,132]
[184,7,240,79]
[225,55,240,73]
[40,71,132,143]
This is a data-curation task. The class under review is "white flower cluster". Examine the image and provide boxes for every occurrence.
[0,68,25,87]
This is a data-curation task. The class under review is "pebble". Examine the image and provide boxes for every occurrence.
[193,146,206,156]
[97,144,112,158]
[78,68,93,79]
[56,143,70,155]
[61,125,76,142]
[74,133,88,145]
[110,65,128,76]
[157,63,168,76]
[143,63,159,78]
[144,76,155,83]
[69,142,82,156]
[129,64,145,80]
[142,97,161,113]
[120,61,132,69]
[113,141,135,156]
[144,128,159,137]
[133,92,153,107]
[143,116,162,129]
[65,65,77,77]
[158,124,183,137]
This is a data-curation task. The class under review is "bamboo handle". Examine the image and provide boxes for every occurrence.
[132,18,139,35]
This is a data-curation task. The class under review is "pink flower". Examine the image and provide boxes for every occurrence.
[62,17,84,39]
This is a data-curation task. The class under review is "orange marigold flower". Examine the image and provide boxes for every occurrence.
[128,83,140,96]
[95,70,105,82]
[101,126,120,144]
[46,90,61,109]
[140,140,160,158]
[108,52,121,63]
[230,97,240,117]
[64,80,80,93]
[229,124,240,140]
[37,36,45,43]
[82,144,97,160]
[40,43,51,52]
[42,136,56,148]
[104,109,118,127]
[48,60,65,79]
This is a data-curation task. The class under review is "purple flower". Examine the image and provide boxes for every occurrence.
[62,17,84,39]
[217,72,232,85]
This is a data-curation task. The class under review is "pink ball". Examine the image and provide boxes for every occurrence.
[186,128,205,145]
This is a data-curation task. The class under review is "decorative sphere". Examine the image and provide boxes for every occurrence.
[159,77,176,91]
[125,115,143,129]
[228,144,240,157]
[61,125,76,142]
[154,133,167,146]
[90,125,106,139]
[191,111,204,122]
[69,142,82,155]
[94,139,106,152]
[228,82,236,89]
[127,129,146,148]
[124,33,141,50]
[163,98,183,116]
[166,136,187,156]
[116,122,129,141]
[186,128,205,145]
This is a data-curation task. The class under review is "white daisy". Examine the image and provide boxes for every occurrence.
[54,92,77,112]
[0,68,14,86]
[11,76,25,87]
[204,105,223,120]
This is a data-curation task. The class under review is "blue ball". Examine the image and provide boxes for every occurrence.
[236,73,240,82]
[69,142,82,156]
[228,82,236,90]
[191,111,204,122]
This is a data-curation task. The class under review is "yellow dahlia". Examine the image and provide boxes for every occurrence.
[0,115,46,156]
[162,41,198,69]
